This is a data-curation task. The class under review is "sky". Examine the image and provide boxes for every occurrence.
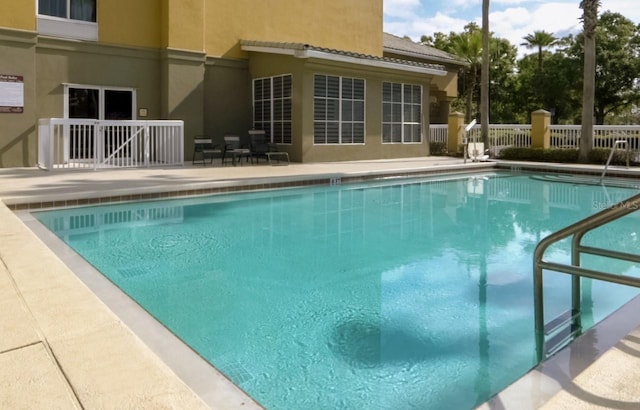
[383,0,640,57]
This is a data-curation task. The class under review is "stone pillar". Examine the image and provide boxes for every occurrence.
[448,112,465,154]
[531,109,551,149]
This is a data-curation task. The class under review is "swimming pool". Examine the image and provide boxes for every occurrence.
[34,171,640,409]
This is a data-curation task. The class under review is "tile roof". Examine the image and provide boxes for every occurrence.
[240,39,446,74]
[382,33,467,66]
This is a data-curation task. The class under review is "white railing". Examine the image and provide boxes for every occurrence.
[38,118,184,170]
[466,124,532,156]
[429,124,448,144]
[550,125,640,151]
[47,205,184,239]
[431,123,640,159]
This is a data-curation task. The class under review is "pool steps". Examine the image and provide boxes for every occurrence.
[533,191,640,361]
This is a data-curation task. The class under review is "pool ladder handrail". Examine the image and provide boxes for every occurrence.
[599,139,630,184]
[533,191,640,361]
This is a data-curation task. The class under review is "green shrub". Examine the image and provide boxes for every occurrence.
[429,141,448,156]
[498,147,578,162]
[498,146,636,165]
[588,148,630,165]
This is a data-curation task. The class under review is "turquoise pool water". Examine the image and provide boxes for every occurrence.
[35,172,640,409]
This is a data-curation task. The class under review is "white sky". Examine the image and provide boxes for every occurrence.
[383,0,640,57]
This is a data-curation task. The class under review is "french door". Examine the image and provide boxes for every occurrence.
[64,85,136,159]
[65,85,135,120]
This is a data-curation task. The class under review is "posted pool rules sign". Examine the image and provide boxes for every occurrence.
[0,74,24,113]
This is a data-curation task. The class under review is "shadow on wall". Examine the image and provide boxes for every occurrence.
[0,125,35,167]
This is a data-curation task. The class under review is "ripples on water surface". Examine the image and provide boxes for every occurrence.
[35,172,640,409]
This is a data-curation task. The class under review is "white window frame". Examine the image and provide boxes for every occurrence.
[252,74,292,145]
[382,82,423,144]
[37,0,98,41]
[313,74,366,145]
[64,84,137,120]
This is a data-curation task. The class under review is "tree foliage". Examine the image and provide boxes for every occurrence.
[419,10,640,126]
[521,30,558,71]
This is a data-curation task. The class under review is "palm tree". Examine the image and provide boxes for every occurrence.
[578,0,600,163]
[450,29,483,123]
[521,30,558,71]
[480,0,490,148]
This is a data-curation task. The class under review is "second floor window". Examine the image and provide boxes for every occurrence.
[38,0,96,22]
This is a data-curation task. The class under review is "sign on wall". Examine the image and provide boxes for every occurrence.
[0,74,24,113]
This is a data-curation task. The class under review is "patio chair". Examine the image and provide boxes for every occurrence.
[468,142,490,162]
[248,129,289,166]
[192,136,222,165]
[222,134,251,166]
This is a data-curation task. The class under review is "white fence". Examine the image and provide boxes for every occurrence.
[429,124,448,144]
[429,123,640,158]
[38,119,184,170]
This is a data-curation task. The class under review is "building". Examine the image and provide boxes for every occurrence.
[0,0,463,167]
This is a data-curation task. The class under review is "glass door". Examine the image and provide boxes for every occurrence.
[64,85,136,160]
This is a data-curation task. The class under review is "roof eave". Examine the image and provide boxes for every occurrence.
[241,44,446,77]
[241,44,299,56]
[383,46,468,67]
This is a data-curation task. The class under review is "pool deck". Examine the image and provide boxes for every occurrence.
[1,157,639,409]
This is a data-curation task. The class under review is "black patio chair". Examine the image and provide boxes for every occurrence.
[222,134,251,166]
[192,135,222,165]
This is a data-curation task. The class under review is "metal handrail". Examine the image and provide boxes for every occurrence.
[599,139,630,183]
[533,192,640,361]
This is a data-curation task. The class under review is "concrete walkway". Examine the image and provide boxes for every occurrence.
[1,158,639,409]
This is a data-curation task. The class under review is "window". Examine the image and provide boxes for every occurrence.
[314,75,365,144]
[38,0,96,22]
[382,82,422,143]
[253,74,292,144]
[37,0,97,41]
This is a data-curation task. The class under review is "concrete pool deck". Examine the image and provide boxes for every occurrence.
[0,157,639,409]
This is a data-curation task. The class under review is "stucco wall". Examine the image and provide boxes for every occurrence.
[0,0,35,30]
[98,0,162,48]
[203,58,252,148]
[205,0,383,59]
[0,29,37,167]
[300,61,432,162]
[247,53,434,163]
[35,39,162,120]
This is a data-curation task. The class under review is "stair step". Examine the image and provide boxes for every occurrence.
[544,309,579,336]
[545,323,581,357]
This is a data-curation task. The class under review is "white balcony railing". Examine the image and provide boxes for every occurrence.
[38,119,184,170]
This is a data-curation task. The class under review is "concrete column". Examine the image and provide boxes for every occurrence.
[531,109,551,149]
[448,112,465,154]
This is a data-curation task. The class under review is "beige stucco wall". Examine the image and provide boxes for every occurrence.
[0,0,35,30]
[0,29,37,167]
[205,0,383,59]
[248,53,433,163]
[98,0,162,48]
[160,49,206,156]
[300,61,432,163]
[431,70,458,99]
[203,58,252,147]
[35,38,162,120]
[163,0,205,51]
[0,0,439,167]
